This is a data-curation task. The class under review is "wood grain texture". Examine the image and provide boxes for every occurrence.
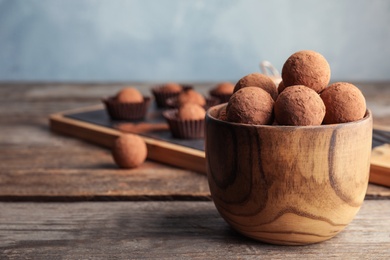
[370,144,390,187]
[1,201,390,259]
[0,82,389,201]
[0,82,390,257]
[0,83,209,201]
[206,104,373,245]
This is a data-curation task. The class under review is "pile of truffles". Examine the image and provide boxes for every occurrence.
[224,50,367,126]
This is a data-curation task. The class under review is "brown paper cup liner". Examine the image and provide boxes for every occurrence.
[206,96,221,108]
[102,96,151,120]
[209,91,232,104]
[162,109,205,139]
[151,84,193,108]
[166,96,220,109]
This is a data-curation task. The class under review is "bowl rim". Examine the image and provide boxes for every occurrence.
[206,103,372,129]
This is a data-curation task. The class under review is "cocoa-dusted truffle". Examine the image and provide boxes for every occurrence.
[178,89,206,107]
[210,82,234,103]
[116,87,144,103]
[217,106,227,121]
[178,103,206,120]
[227,87,274,125]
[211,82,234,95]
[234,73,278,100]
[278,81,286,94]
[274,85,325,126]
[151,83,189,108]
[160,82,183,93]
[112,134,147,169]
[320,82,366,124]
[282,50,331,93]
[103,87,150,120]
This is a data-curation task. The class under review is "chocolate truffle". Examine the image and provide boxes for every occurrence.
[234,73,278,100]
[152,83,187,108]
[177,89,206,107]
[112,134,147,169]
[278,81,287,94]
[160,82,183,93]
[282,50,331,93]
[227,87,274,125]
[217,106,228,121]
[211,82,234,95]
[178,103,206,120]
[274,85,325,126]
[210,82,235,103]
[320,82,366,124]
[116,87,143,103]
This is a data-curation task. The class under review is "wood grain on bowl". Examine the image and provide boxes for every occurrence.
[206,104,373,245]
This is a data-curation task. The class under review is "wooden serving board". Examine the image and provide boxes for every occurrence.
[49,105,390,186]
[49,104,207,173]
[371,124,390,187]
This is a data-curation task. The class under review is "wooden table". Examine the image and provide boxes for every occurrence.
[1,82,390,259]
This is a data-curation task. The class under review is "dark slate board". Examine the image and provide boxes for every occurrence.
[65,107,205,151]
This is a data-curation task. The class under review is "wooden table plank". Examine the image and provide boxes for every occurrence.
[0,142,389,200]
[1,201,389,259]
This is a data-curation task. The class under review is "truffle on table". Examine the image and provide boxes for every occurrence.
[233,73,278,100]
[227,87,274,125]
[178,103,206,120]
[116,87,144,103]
[274,85,325,126]
[112,134,147,169]
[177,89,206,107]
[320,82,366,124]
[282,50,331,93]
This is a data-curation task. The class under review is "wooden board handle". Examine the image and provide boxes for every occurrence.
[370,144,390,187]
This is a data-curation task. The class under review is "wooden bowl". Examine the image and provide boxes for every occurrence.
[205,104,373,245]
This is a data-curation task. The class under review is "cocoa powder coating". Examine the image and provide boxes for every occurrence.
[112,134,147,169]
[211,82,234,95]
[282,50,331,93]
[274,85,325,126]
[227,87,274,125]
[234,73,278,100]
[178,103,206,120]
[278,81,286,94]
[178,89,206,106]
[116,87,144,103]
[320,82,366,124]
[160,83,183,93]
[217,106,228,121]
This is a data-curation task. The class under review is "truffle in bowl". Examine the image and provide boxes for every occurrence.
[205,103,372,245]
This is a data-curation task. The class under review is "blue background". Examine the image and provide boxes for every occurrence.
[0,0,389,82]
